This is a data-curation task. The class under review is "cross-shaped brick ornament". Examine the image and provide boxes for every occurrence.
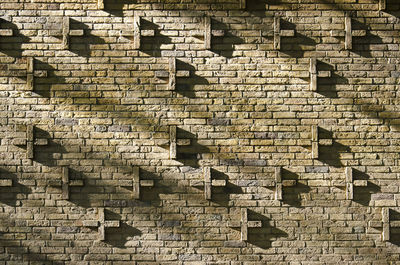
[229,208,262,241]
[190,167,226,200]
[82,208,120,241]
[13,125,48,159]
[274,16,295,50]
[118,167,154,199]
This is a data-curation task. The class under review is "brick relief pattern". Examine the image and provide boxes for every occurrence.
[0,0,400,264]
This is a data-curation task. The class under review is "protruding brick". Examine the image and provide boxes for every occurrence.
[118,167,154,199]
[26,57,34,91]
[345,167,353,200]
[311,125,319,159]
[345,16,352,50]
[382,208,390,242]
[62,17,70,50]
[311,126,332,160]
[169,125,177,159]
[379,0,386,11]
[275,167,282,201]
[204,16,211,50]
[97,0,104,9]
[240,0,246,9]
[169,58,176,90]
[310,58,317,91]
[133,14,141,50]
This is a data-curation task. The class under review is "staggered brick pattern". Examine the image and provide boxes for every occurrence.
[1,0,400,264]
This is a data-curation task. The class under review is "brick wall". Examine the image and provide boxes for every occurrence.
[1,0,400,264]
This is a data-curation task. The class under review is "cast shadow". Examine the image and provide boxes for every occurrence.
[319,0,354,11]
[176,59,209,98]
[175,127,210,168]
[384,0,400,17]
[316,61,340,98]
[246,0,268,17]
[0,168,31,207]
[0,57,54,97]
[33,59,67,98]
[121,167,160,203]
[299,60,342,98]
[247,209,288,249]
[282,168,310,208]
[0,18,30,58]
[280,21,316,58]
[69,170,104,208]
[389,208,400,246]
[352,169,381,207]
[103,167,160,207]
[32,127,67,167]
[103,0,135,17]
[104,210,142,248]
[190,168,242,206]
[211,20,244,58]
[3,248,53,265]
[351,19,383,58]
[69,19,106,58]
[141,20,172,57]
[318,127,351,168]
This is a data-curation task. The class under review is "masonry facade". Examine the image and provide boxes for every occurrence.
[0,0,400,264]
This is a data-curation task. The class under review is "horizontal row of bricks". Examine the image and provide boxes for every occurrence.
[0,167,395,243]
[94,0,388,11]
[0,14,372,51]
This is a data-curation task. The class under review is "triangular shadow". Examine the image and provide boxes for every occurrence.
[352,169,380,206]
[318,0,355,11]
[69,19,106,58]
[318,127,350,168]
[352,19,383,58]
[316,61,339,98]
[176,59,209,98]
[210,20,244,58]
[103,0,136,17]
[32,58,63,98]
[247,209,288,249]
[246,0,268,17]
[104,210,142,248]
[0,168,31,207]
[141,19,172,57]
[69,170,103,208]
[280,21,316,58]
[282,168,310,208]
[382,0,400,18]
[389,208,400,246]
[176,127,210,168]
[0,18,30,58]
[32,127,67,167]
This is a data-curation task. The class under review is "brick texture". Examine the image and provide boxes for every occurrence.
[1,0,400,264]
